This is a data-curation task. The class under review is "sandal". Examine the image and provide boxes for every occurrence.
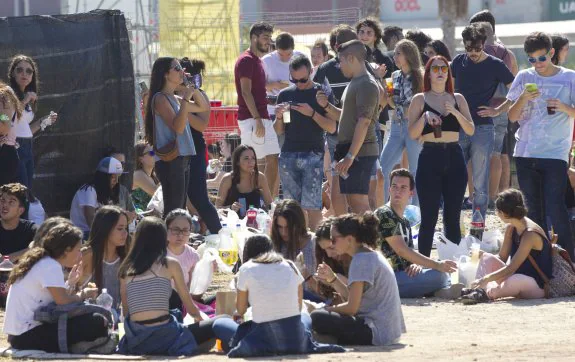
[460,287,473,297]
[461,288,489,305]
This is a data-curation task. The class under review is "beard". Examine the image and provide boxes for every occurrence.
[256,40,269,54]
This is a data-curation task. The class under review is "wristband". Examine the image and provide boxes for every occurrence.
[327,275,337,284]
[322,103,329,110]
[345,152,355,161]
[311,110,316,119]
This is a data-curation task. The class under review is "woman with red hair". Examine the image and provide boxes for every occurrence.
[407,56,475,257]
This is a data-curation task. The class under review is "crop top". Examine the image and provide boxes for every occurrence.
[126,268,172,315]
[421,98,461,136]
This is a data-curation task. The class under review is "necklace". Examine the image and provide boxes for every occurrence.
[430,90,446,95]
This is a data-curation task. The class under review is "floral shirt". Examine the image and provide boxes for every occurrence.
[375,205,413,272]
[391,70,414,123]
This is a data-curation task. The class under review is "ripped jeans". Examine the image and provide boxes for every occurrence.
[279,151,324,210]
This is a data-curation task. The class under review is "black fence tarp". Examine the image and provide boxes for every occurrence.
[0,10,135,216]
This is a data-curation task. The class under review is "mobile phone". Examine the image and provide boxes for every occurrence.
[191,74,202,89]
[139,81,148,93]
[287,101,299,106]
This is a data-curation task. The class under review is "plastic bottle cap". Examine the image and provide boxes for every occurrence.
[3,256,9,260]
[102,288,108,293]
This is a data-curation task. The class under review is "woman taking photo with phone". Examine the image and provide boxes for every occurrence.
[144,57,209,217]
[407,55,475,257]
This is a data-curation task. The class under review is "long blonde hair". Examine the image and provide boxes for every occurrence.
[0,82,23,121]
[395,39,424,95]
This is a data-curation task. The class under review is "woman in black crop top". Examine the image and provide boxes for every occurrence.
[407,56,475,257]
[216,144,272,217]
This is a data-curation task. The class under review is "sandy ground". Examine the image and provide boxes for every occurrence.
[2,212,574,361]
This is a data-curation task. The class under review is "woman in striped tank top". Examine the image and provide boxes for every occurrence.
[117,217,221,356]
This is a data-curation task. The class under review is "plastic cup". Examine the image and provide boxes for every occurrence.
[433,125,442,138]
[547,106,556,115]
[470,243,480,263]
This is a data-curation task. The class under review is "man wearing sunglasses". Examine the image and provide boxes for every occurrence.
[451,24,514,219]
[273,55,337,230]
[507,32,575,260]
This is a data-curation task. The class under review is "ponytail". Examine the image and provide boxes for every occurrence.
[332,212,379,248]
[8,247,48,285]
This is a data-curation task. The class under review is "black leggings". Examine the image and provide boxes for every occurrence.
[187,317,223,345]
[9,313,108,352]
[0,144,19,186]
[310,309,373,345]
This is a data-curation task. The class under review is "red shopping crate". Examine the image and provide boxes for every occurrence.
[205,106,239,145]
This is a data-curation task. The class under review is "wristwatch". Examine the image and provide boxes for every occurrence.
[345,152,355,161]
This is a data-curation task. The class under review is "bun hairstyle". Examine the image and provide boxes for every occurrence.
[495,188,528,219]
[332,212,379,248]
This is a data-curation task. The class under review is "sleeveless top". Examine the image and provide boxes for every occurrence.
[223,182,263,217]
[126,265,172,315]
[421,96,461,136]
[102,258,121,310]
[152,92,196,158]
[511,227,553,289]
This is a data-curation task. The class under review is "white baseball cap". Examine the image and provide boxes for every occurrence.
[96,157,124,174]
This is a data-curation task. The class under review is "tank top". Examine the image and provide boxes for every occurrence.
[223,182,263,215]
[13,106,34,138]
[152,92,196,158]
[102,258,121,310]
[511,227,553,289]
[126,265,172,315]
[421,96,461,136]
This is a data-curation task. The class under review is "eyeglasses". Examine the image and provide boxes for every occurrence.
[431,65,449,73]
[290,76,309,84]
[169,227,191,236]
[15,67,33,75]
[171,64,183,72]
[528,53,550,64]
[464,45,483,53]
[142,150,155,157]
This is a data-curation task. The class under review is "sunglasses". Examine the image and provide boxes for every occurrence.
[528,53,550,64]
[431,65,449,73]
[464,45,483,53]
[172,64,183,72]
[142,150,155,157]
[16,67,33,75]
[290,76,309,84]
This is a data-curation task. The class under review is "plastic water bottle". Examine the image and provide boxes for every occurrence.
[96,288,114,311]
[256,210,271,233]
[470,208,485,242]
[0,256,14,309]
[246,205,258,228]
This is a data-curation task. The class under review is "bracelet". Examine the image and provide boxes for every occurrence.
[345,152,355,161]
[327,275,337,284]
[322,103,329,110]
[311,110,316,119]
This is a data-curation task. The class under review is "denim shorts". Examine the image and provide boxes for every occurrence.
[492,112,508,155]
[339,155,378,195]
[279,151,324,210]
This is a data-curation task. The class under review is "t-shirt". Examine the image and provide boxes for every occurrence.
[12,107,34,138]
[507,67,575,162]
[234,49,269,120]
[338,73,380,157]
[451,53,514,125]
[368,48,394,124]
[348,251,405,346]
[3,257,66,336]
[313,58,350,107]
[0,219,37,256]
[262,50,304,116]
[375,206,413,272]
[485,43,513,105]
[167,245,200,286]
[27,200,45,226]
[70,186,100,232]
[237,259,304,323]
[276,83,334,153]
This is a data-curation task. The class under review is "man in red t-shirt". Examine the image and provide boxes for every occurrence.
[234,22,280,196]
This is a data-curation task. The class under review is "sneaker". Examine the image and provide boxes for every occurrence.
[488,200,496,210]
[461,288,489,305]
[462,197,473,210]
[434,283,465,299]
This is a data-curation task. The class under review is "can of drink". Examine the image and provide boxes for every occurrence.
[547,106,556,115]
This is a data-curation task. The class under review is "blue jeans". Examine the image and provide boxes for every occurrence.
[395,268,450,298]
[380,121,422,205]
[16,137,34,189]
[459,124,494,219]
[516,157,574,260]
[416,143,467,257]
[212,314,312,353]
[279,151,323,210]
[187,141,222,234]
[492,113,508,155]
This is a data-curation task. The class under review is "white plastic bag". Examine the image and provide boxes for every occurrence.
[481,229,503,253]
[147,186,164,215]
[189,250,216,295]
[457,255,479,288]
[435,232,472,261]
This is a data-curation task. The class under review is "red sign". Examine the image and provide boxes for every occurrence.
[395,0,422,12]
